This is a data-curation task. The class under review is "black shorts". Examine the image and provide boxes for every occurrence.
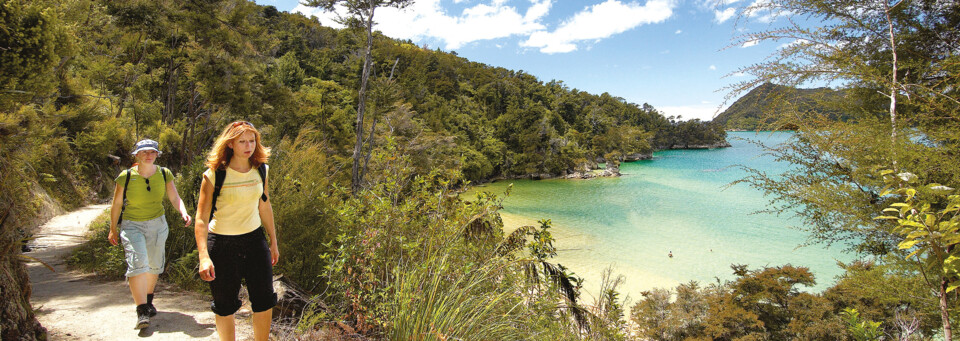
[207,227,277,316]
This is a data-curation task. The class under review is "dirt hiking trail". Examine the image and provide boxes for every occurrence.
[27,204,254,340]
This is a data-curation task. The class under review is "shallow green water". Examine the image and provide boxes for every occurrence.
[467,131,853,299]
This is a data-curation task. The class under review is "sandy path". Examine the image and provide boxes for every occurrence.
[26,204,254,340]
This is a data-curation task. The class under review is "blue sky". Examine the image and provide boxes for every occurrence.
[254,0,784,121]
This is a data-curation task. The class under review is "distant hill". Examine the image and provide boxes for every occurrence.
[714,83,846,130]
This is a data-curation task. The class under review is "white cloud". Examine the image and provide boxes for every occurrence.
[738,0,787,23]
[778,38,808,50]
[675,29,682,34]
[714,7,735,23]
[755,13,777,23]
[521,0,676,54]
[293,0,552,50]
[709,65,716,70]
[697,0,742,7]
[292,3,345,28]
[293,0,678,54]
[740,39,758,48]
[658,104,725,121]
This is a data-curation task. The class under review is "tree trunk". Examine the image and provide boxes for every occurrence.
[351,1,376,194]
[940,277,953,341]
[885,2,899,171]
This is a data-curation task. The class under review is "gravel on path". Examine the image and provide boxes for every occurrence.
[27,204,254,340]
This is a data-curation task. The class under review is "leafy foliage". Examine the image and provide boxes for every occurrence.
[728,0,960,337]
[632,265,848,341]
[841,308,883,341]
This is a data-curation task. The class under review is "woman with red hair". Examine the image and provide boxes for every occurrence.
[194,121,279,341]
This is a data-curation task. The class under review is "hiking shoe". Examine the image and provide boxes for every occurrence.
[147,303,157,317]
[135,304,151,329]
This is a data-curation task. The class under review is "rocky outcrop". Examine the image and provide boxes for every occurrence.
[605,161,621,176]
[622,152,653,162]
[669,141,732,149]
[561,161,620,179]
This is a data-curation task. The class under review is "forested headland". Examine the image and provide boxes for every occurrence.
[713,82,848,130]
[2,0,958,340]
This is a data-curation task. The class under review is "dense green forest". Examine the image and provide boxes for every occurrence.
[4,0,725,183]
[713,82,848,130]
[2,0,958,339]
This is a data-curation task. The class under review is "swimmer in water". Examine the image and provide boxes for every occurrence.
[668,251,673,258]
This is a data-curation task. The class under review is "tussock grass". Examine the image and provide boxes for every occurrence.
[388,256,524,341]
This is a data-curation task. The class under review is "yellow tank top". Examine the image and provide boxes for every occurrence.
[203,165,266,235]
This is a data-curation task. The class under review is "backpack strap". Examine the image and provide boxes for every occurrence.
[160,166,168,183]
[209,168,227,222]
[208,164,267,222]
[118,168,133,225]
[257,163,268,202]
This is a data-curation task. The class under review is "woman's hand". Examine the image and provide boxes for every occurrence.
[108,228,119,246]
[270,242,279,266]
[180,210,192,227]
[198,258,216,281]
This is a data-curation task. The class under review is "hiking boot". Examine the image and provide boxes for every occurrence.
[135,304,151,329]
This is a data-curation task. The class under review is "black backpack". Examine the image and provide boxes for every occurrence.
[208,163,268,222]
[117,166,168,226]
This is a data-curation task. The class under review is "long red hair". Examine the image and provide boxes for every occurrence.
[206,121,270,171]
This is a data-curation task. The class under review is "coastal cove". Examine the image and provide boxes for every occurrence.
[466,131,854,301]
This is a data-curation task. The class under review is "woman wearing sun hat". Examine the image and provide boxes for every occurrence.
[108,138,192,329]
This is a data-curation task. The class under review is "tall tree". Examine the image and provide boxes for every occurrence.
[727,0,960,337]
[302,0,413,193]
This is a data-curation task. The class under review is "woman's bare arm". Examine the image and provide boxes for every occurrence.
[108,183,124,246]
[195,174,216,281]
[258,168,279,266]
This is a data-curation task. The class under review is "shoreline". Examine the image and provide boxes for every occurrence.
[498,211,683,300]
[472,139,732,185]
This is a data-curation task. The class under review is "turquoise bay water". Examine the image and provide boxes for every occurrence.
[468,131,852,299]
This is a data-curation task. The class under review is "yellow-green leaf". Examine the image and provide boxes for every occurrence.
[898,239,920,250]
[902,221,924,228]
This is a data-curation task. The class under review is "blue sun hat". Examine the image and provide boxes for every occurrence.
[131,139,162,155]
